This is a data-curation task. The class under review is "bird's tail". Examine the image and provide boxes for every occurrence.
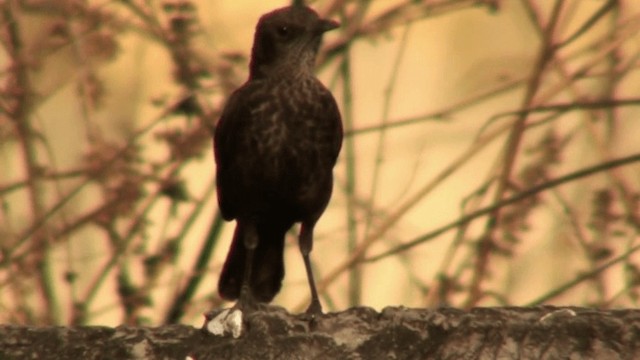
[218,221,287,303]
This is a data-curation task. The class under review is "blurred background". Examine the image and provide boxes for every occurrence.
[1,0,640,326]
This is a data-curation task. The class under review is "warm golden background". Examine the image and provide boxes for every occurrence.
[2,0,640,326]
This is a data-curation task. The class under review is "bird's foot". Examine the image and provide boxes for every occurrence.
[298,299,323,328]
[305,300,323,318]
[203,289,270,338]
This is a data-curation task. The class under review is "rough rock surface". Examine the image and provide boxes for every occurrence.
[1,306,638,359]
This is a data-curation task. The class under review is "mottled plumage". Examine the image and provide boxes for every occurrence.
[213,5,342,314]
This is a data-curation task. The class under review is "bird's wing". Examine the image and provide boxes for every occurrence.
[213,84,257,220]
[321,89,343,165]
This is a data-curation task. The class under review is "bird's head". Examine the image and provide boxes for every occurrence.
[249,5,339,80]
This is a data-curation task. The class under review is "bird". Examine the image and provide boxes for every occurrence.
[213,4,342,316]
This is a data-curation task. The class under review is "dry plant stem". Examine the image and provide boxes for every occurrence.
[119,165,195,323]
[365,24,409,237]
[363,24,422,298]
[551,28,624,305]
[345,0,377,308]
[321,0,492,64]
[88,0,213,322]
[336,0,375,309]
[481,10,640,133]
[164,198,223,324]
[601,3,624,161]
[122,171,182,264]
[348,77,523,137]
[108,228,139,325]
[428,176,496,306]
[8,102,177,264]
[464,0,563,308]
[488,98,640,123]
[555,190,594,258]
[116,0,166,41]
[365,152,640,263]
[77,162,184,322]
[1,2,57,324]
[319,0,346,19]
[557,2,640,303]
[526,241,640,306]
[555,0,617,50]
[552,189,611,306]
[340,42,360,308]
[488,21,639,230]
[357,25,415,267]
[134,174,219,323]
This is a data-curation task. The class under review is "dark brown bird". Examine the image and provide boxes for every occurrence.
[213,4,342,315]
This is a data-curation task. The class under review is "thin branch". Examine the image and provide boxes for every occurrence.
[365,152,640,262]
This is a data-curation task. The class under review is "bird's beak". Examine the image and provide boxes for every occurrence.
[316,18,339,34]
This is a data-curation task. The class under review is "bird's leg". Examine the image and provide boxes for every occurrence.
[204,222,259,338]
[236,221,259,312]
[299,222,323,316]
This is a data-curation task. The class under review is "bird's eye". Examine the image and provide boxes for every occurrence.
[276,26,291,38]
